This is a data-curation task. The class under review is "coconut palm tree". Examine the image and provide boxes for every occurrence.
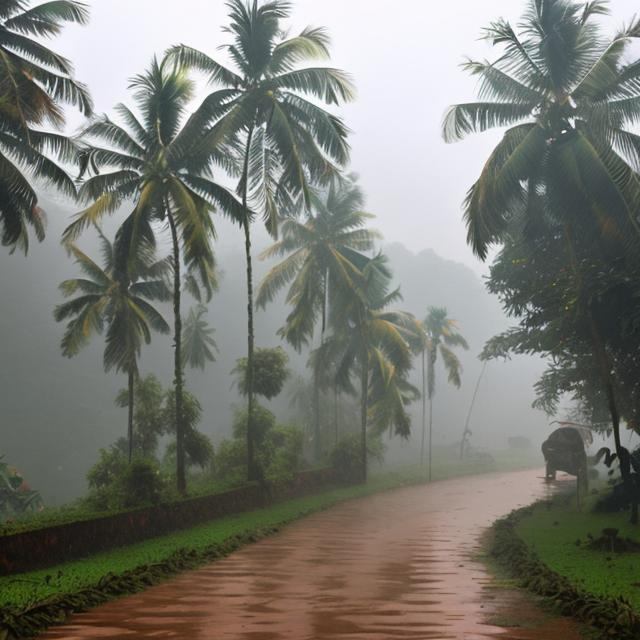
[182,304,218,371]
[257,175,380,459]
[324,254,417,482]
[169,0,355,480]
[64,55,244,493]
[54,230,171,462]
[443,0,640,475]
[0,0,92,252]
[415,308,468,480]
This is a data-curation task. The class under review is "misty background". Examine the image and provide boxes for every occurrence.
[4,0,638,502]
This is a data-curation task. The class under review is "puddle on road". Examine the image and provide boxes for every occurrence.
[41,470,583,639]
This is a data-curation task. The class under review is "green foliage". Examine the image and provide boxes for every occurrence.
[115,374,166,458]
[329,434,385,483]
[215,407,304,485]
[259,425,304,486]
[0,456,43,521]
[213,439,247,485]
[508,497,640,634]
[85,447,164,511]
[233,347,290,400]
[231,404,277,444]
[182,305,218,370]
[0,0,92,253]
[119,460,164,508]
[163,429,215,472]
[257,174,381,351]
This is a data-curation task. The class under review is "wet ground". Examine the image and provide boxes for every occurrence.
[41,469,583,639]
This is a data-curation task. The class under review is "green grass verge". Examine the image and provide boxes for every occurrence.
[517,492,640,612]
[484,489,640,639]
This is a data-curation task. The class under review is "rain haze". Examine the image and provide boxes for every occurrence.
[2,1,640,637]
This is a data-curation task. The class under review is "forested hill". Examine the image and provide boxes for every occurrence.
[0,200,545,503]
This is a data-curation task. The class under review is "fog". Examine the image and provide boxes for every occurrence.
[3,0,638,504]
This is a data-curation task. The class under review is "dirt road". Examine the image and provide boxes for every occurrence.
[41,469,581,639]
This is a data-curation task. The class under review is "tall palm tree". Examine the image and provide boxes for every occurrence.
[64,55,244,493]
[416,308,468,481]
[169,0,355,480]
[0,0,92,252]
[257,175,380,459]
[443,0,640,472]
[54,230,171,462]
[324,254,417,482]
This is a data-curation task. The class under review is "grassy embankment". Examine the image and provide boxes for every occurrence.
[516,490,640,612]
[0,449,541,616]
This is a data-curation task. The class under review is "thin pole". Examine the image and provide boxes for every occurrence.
[460,362,487,460]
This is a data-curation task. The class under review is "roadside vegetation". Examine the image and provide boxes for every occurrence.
[518,491,640,612]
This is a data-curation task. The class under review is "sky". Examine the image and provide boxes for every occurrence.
[55,0,640,273]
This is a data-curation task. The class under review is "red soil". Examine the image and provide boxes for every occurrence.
[41,469,582,639]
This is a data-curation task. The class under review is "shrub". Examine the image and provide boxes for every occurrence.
[213,439,246,484]
[119,459,164,508]
[231,404,276,445]
[329,434,385,483]
[260,425,304,486]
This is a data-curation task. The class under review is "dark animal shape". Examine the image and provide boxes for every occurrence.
[541,427,588,491]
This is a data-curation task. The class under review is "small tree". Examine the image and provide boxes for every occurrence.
[233,347,290,400]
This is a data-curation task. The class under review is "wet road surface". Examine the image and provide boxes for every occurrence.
[41,469,582,639]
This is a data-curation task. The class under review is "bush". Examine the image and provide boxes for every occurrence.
[260,425,304,486]
[329,434,385,483]
[231,404,276,445]
[213,439,246,484]
[85,450,164,511]
[214,417,304,487]
[119,460,164,508]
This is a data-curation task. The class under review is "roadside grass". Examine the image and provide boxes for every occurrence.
[516,490,640,612]
[0,449,542,612]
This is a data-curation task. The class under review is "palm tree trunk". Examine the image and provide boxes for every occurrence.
[360,349,368,484]
[428,389,434,483]
[167,211,186,495]
[241,123,257,482]
[334,381,339,447]
[127,370,134,464]
[420,349,426,466]
[313,270,328,462]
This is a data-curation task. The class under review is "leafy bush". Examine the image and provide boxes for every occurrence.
[329,434,385,483]
[231,404,276,444]
[214,409,304,486]
[213,439,246,484]
[119,459,164,508]
[85,449,163,510]
[233,347,290,399]
[260,425,304,486]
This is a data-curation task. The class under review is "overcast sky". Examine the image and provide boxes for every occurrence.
[56,0,639,273]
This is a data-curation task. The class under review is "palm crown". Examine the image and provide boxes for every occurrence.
[64,55,244,295]
[54,230,171,375]
[444,0,640,259]
[0,0,92,252]
[257,176,381,349]
[169,0,355,233]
